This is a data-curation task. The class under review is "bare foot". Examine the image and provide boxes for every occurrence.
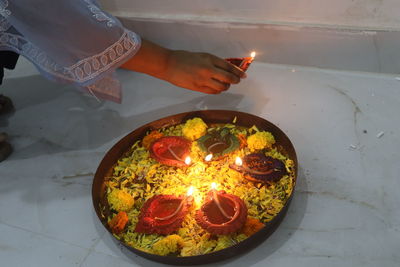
[0,94,14,115]
[0,132,7,143]
[0,95,14,162]
[0,133,12,162]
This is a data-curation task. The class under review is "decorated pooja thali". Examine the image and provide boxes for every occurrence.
[92,110,298,265]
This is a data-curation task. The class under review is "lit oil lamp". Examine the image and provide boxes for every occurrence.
[230,153,287,183]
[195,183,248,235]
[135,186,194,235]
[150,136,192,167]
[197,128,239,159]
[226,51,256,72]
[210,182,231,219]
[235,156,242,166]
[184,156,192,165]
[205,153,213,162]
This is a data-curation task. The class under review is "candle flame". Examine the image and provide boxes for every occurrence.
[185,156,191,165]
[205,154,213,161]
[187,186,194,196]
[210,182,232,219]
[235,156,243,166]
[250,51,256,58]
[211,182,217,190]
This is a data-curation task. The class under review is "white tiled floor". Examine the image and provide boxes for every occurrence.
[1,59,399,266]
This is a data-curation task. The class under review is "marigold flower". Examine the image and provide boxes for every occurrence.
[247,131,275,151]
[142,130,164,149]
[182,117,207,141]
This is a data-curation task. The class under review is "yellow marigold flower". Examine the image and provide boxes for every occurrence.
[182,118,207,141]
[152,235,184,256]
[247,131,275,151]
[107,189,134,212]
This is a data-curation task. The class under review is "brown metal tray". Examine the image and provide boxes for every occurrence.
[92,110,298,265]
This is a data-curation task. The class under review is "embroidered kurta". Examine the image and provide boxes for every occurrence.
[0,0,141,102]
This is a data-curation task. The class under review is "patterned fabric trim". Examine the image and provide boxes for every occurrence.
[83,0,116,27]
[0,17,10,31]
[0,29,140,84]
[0,0,10,18]
[0,0,11,32]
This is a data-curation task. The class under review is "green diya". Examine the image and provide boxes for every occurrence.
[197,128,239,158]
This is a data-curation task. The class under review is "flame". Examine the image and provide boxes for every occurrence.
[211,182,217,190]
[187,186,194,196]
[235,156,243,166]
[185,156,191,165]
[250,51,256,58]
[205,154,213,162]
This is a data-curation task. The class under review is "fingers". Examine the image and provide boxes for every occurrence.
[165,52,246,95]
[196,86,221,94]
[211,56,247,79]
[212,68,240,84]
[206,78,230,92]
[194,78,230,94]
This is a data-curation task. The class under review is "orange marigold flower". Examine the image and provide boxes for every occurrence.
[142,131,164,149]
[238,133,247,148]
[108,211,129,234]
[240,217,265,236]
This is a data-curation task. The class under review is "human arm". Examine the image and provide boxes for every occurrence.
[2,0,243,101]
[121,39,246,94]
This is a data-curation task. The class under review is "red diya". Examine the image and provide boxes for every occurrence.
[230,153,287,183]
[195,183,247,235]
[150,136,191,167]
[225,51,256,72]
[135,187,194,235]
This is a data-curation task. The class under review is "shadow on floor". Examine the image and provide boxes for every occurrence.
[0,73,267,161]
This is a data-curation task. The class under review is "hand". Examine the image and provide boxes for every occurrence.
[121,39,246,94]
[164,50,246,94]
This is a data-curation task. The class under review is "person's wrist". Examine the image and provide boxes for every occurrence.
[157,49,176,82]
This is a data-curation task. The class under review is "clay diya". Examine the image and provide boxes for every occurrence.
[197,128,239,159]
[150,136,191,167]
[225,51,256,72]
[135,187,194,235]
[195,183,247,235]
[230,153,287,183]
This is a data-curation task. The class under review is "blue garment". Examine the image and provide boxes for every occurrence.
[0,0,141,102]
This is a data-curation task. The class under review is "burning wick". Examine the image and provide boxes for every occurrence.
[211,182,232,219]
[155,186,194,221]
[167,144,190,165]
[234,155,274,175]
[235,156,243,166]
[239,51,256,69]
[205,154,213,162]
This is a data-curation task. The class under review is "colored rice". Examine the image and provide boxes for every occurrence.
[103,120,295,257]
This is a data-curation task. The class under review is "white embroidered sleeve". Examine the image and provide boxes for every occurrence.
[0,0,141,102]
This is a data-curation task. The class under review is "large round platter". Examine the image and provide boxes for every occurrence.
[92,110,298,265]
